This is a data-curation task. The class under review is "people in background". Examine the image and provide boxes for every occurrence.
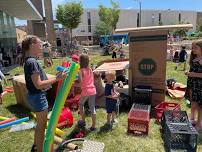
[43,42,53,68]
[175,45,188,71]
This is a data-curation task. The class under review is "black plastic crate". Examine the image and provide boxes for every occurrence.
[164,122,198,152]
[133,85,152,105]
[161,110,189,133]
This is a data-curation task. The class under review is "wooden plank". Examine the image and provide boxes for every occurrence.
[115,24,193,34]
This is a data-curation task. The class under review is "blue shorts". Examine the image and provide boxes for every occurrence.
[27,92,48,112]
[106,99,117,113]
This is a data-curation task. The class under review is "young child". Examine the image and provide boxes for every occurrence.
[0,70,6,104]
[79,53,97,131]
[105,71,119,127]
[184,39,202,131]
[21,35,66,152]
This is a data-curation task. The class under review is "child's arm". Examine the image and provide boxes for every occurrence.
[185,60,202,78]
[78,71,82,86]
[0,70,7,85]
[186,72,202,78]
[105,89,119,100]
[31,72,66,90]
[0,70,5,80]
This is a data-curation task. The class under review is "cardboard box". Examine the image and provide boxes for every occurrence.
[12,74,58,109]
[129,30,168,106]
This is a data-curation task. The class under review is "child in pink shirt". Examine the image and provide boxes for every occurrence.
[79,54,97,131]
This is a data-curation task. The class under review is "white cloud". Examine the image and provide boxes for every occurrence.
[126,7,134,9]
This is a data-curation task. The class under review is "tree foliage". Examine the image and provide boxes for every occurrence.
[197,19,202,32]
[172,21,189,38]
[93,21,110,37]
[56,1,83,49]
[98,0,120,32]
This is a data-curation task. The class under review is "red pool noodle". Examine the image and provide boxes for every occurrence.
[0,117,16,125]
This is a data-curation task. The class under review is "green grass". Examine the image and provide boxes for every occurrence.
[0,55,202,152]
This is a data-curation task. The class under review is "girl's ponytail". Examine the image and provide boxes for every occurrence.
[20,35,38,66]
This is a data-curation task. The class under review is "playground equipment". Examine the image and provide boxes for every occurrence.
[0,117,29,129]
[57,107,74,128]
[43,62,79,152]
[9,121,36,132]
[0,116,9,120]
[0,117,16,125]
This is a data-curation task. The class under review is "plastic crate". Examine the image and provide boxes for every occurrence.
[161,110,189,133]
[155,102,181,123]
[133,85,152,105]
[164,122,198,152]
[128,103,151,135]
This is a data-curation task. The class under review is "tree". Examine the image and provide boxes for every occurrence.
[197,19,202,32]
[172,21,189,38]
[98,0,120,37]
[93,21,110,37]
[56,1,83,50]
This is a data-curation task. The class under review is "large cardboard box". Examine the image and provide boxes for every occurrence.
[12,74,58,109]
[129,30,168,106]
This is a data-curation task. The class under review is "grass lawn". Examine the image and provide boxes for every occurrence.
[0,55,202,152]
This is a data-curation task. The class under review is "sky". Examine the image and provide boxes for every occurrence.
[15,0,202,25]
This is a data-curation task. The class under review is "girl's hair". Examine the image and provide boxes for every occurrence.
[20,35,38,65]
[189,39,202,64]
[79,53,89,68]
[105,71,116,80]
[94,71,100,79]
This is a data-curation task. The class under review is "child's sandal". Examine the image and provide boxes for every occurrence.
[189,119,197,126]
[31,144,37,152]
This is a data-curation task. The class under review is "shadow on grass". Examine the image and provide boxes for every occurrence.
[197,133,202,145]
[2,64,19,74]
[97,124,112,135]
[6,104,33,119]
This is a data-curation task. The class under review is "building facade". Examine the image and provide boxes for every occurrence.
[16,26,27,43]
[0,0,43,65]
[71,9,202,40]
[0,10,16,57]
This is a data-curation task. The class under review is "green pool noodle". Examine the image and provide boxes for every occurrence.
[43,62,79,152]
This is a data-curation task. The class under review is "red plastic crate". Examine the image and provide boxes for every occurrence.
[128,104,150,135]
[155,102,181,123]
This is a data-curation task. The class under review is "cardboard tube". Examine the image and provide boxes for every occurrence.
[54,136,63,144]
[66,143,78,150]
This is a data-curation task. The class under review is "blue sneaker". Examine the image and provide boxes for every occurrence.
[78,120,86,127]
[89,127,96,131]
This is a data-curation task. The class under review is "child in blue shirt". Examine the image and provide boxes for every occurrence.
[105,71,119,126]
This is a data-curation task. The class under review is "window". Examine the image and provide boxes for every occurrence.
[87,12,91,32]
[179,13,181,23]
[137,13,140,27]
[158,13,162,25]
[87,11,91,19]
